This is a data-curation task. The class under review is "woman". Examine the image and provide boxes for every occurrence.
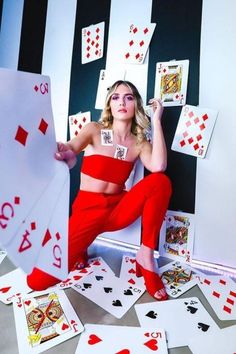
[27,80,172,301]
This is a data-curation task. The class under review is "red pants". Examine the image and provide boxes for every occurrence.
[27,173,172,290]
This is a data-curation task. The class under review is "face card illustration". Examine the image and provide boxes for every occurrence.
[81,21,105,64]
[123,23,156,64]
[95,68,126,109]
[197,275,236,321]
[13,288,83,354]
[73,270,145,319]
[101,129,113,146]
[159,261,204,298]
[114,144,128,160]
[119,255,145,289]
[75,324,168,353]
[0,268,32,304]
[159,210,194,263]
[189,325,236,354]
[171,104,218,158]
[135,297,219,348]
[68,111,91,139]
[154,60,189,106]
[0,68,58,248]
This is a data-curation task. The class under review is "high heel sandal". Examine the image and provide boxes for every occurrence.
[136,261,168,301]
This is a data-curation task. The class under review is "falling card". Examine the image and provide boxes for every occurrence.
[0,268,32,304]
[159,210,195,263]
[135,297,219,348]
[123,23,156,64]
[13,288,83,354]
[75,324,168,353]
[159,260,204,298]
[68,111,91,139]
[81,21,105,64]
[171,104,218,158]
[154,59,189,106]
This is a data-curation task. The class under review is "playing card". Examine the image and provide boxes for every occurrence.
[154,60,189,106]
[68,111,91,139]
[35,174,70,281]
[13,288,83,354]
[81,21,105,64]
[0,68,58,247]
[73,270,145,319]
[95,68,125,109]
[114,144,128,160]
[75,323,168,353]
[0,250,7,265]
[119,255,145,289]
[101,129,113,146]
[189,325,236,354]
[0,268,32,304]
[135,297,219,348]
[197,274,236,320]
[171,104,218,158]
[5,162,69,275]
[123,23,156,64]
[159,260,204,298]
[159,210,195,263]
[57,256,115,290]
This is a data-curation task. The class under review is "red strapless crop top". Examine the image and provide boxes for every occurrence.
[81,154,134,185]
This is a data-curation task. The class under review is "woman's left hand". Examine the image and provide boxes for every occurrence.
[148,98,164,121]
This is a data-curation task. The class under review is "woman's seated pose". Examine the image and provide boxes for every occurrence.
[27,80,172,301]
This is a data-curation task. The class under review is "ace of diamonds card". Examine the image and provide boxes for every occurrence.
[81,21,105,64]
[171,104,218,158]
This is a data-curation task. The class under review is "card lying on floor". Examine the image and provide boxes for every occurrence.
[57,256,115,289]
[75,323,168,353]
[197,274,236,320]
[0,68,58,247]
[135,297,219,348]
[159,260,204,298]
[119,255,145,289]
[188,324,236,354]
[73,270,145,318]
[171,104,218,158]
[0,268,32,304]
[0,250,7,265]
[13,288,83,354]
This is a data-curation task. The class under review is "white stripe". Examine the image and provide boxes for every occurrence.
[0,0,24,69]
[41,0,77,142]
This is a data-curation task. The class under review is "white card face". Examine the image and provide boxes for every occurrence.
[6,162,69,274]
[75,324,168,354]
[189,325,236,354]
[73,270,145,319]
[123,23,156,64]
[197,275,236,320]
[0,250,7,265]
[101,129,113,146]
[35,174,70,280]
[119,255,145,289]
[0,268,32,304]
[135,297,219,348]
[154,60,189,107]
[95,68,125,109]
[69,111,91,139]
[159,210,195,263]
[13,288,83,354]
[159,261,204,298]
[0,68,58,247]
[81,21,105,64]
[114,144,128,160]
[171,104,218,158]
[57,256,115,290]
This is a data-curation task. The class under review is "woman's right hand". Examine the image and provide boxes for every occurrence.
[55,142,77,169]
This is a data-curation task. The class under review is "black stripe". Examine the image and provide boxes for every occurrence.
[148,0,203,213]
[18,0,48,73]
[0,0,3,31]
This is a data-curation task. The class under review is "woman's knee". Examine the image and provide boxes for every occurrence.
[147,172,172,196]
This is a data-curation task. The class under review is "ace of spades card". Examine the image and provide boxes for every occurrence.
[81,21,105,64]
[123,23,156,64]
[159,260,204,298]
[154,59,189,106]
[159,210,195,263]
[171,104,218,158]
[13,288,83,354]
[68,111,91,139]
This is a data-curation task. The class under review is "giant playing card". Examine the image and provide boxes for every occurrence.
[171,105,218,158]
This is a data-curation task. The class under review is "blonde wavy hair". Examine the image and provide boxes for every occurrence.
[99,80,150,144]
